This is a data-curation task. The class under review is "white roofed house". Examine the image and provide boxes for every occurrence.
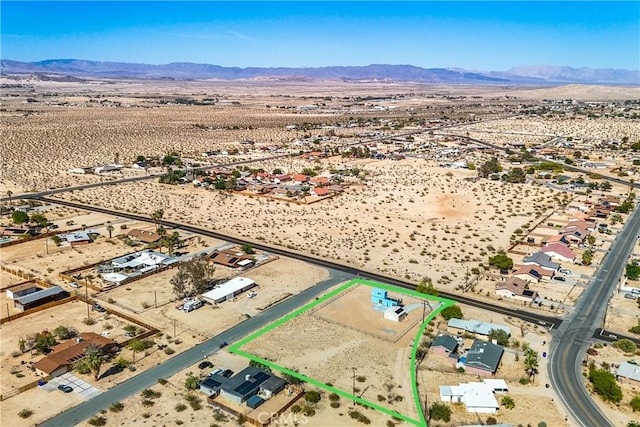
[440,379,508,413]
[201,277,257,304]
[616,362,640,385]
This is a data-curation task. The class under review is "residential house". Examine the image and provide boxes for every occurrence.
[273,174,291,183]
[210,248,254,269]
[311,176,330,186]
[440,379,508,413]
[566,219,597,232]
[616,362,640,385]
[495,278,538,302]
[542,234,571,247]
[34,332,119,377]
[311,187,331,197]
[430,335,459,358]
[58,230,96,246]
[462,340,504,376]
[541,243,576,263]
[523,252,560,273]
[560,226,590,244]
[513,264,554,282]
[292,174,310,184]
[127,229,162,244]
[0,225,38,237]
[327,184,345,193]
[200,366,286,404]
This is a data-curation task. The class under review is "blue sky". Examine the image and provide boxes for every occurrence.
[1,1,639,70]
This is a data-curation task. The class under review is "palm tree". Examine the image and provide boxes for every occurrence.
[151,209,164,227]
[156,226,167,253]
[127,339,146,364]
[165,232,181,256]
[524,349,539,382]
[84,345,105,380]
[106,222,114,239]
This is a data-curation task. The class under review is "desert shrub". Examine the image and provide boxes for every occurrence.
[356,375,366,383]
[328,392,340,401]
[164,347,175,355]
[141,389,161,399]
[184,393,202,410]
[589,368,623,403]
[141,413,151,419]
[630,395,640,412]
[157,378,168,385]
[18,409,33,419]
[175,403,187,412]
[83,318,96,326]
[330,401,340,408]
[428,403,451,422]
[87,416,107,426]
[109,402,124,413]
[486,416,498,425]
[141,399,154,407]
[184,375,199,390]
[440,305,463,320]
[304,390,321,403]
[613,339,637,354]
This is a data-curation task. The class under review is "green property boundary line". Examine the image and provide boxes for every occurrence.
[229,278,455,427]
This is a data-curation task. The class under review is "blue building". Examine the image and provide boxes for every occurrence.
[371,288,402,307]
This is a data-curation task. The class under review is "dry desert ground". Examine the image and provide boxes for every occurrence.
[2,79,640,426]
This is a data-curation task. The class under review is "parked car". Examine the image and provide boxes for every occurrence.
[553,276,566,282]
[92,304,106,313]
[57,384,73,393]
[69,282,81,288]
[198,361,213,369]
[210,368,224,377]
[219,341,228,349]
[222,369,234,378]
[624,293,637,300]
[559,268,573,276]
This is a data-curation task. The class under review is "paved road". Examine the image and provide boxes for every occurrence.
[548,201,640,427]
[38,269,355,427]
[32,195,562,330]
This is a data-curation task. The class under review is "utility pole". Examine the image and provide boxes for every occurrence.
[352,367,357,400]
[85,283,90,321]
[154,291,158,308]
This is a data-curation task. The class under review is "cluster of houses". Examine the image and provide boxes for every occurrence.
[495,195,621,303]
[192,167,346,201]
[431,318,510,377]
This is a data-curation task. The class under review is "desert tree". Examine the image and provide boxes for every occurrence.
[11,210,29,225]
[106,222,114,239]
[524,349,539,381]
[170,258,216,298]
[127,339,147,364]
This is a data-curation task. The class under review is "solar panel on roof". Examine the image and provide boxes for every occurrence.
[233,372,270,396]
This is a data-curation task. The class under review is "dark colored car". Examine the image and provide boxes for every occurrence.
[222,369,234,378]
[553,276,566,282]
[58,384,73,393]
[198,361,213,369]
[92,304,106,313]
[219,341,228,348]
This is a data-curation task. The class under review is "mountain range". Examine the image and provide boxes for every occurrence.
[1,59,638,85]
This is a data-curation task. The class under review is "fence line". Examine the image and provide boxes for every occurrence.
[0,296,77,324]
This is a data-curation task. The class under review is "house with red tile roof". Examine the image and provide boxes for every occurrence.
[311,187,331,197]
[541,243,576,263]
[311,176,330,186]
[542,234,571,247]
[293,174,310,184]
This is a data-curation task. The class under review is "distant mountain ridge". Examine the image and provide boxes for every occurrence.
[1,59,638,85]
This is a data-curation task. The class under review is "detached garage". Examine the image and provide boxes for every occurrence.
[202,277,256,304]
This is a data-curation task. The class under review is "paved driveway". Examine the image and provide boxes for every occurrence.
[43,373,102,399]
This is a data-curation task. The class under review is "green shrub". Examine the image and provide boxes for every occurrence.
[109,402,124,413]
[304,390,321,403]
[87,416,107,426]
[175,403,187,412]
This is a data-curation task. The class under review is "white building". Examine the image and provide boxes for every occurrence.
[439,379,507,414]
[384,306,408,322]
[201,277,256,304]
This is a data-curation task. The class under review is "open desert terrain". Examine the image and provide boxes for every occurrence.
[2,78,639,427]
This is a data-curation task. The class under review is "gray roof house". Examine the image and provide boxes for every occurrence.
[464,340,504,375]
[523,251,560,272]
[616,362,640,385]
[431,335,459,357]
[199,366,286,404]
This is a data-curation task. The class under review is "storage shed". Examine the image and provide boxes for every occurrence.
[246,395,264,409]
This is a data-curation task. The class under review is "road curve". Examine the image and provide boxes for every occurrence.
[38,270,355,427]
[549,201,640,426]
